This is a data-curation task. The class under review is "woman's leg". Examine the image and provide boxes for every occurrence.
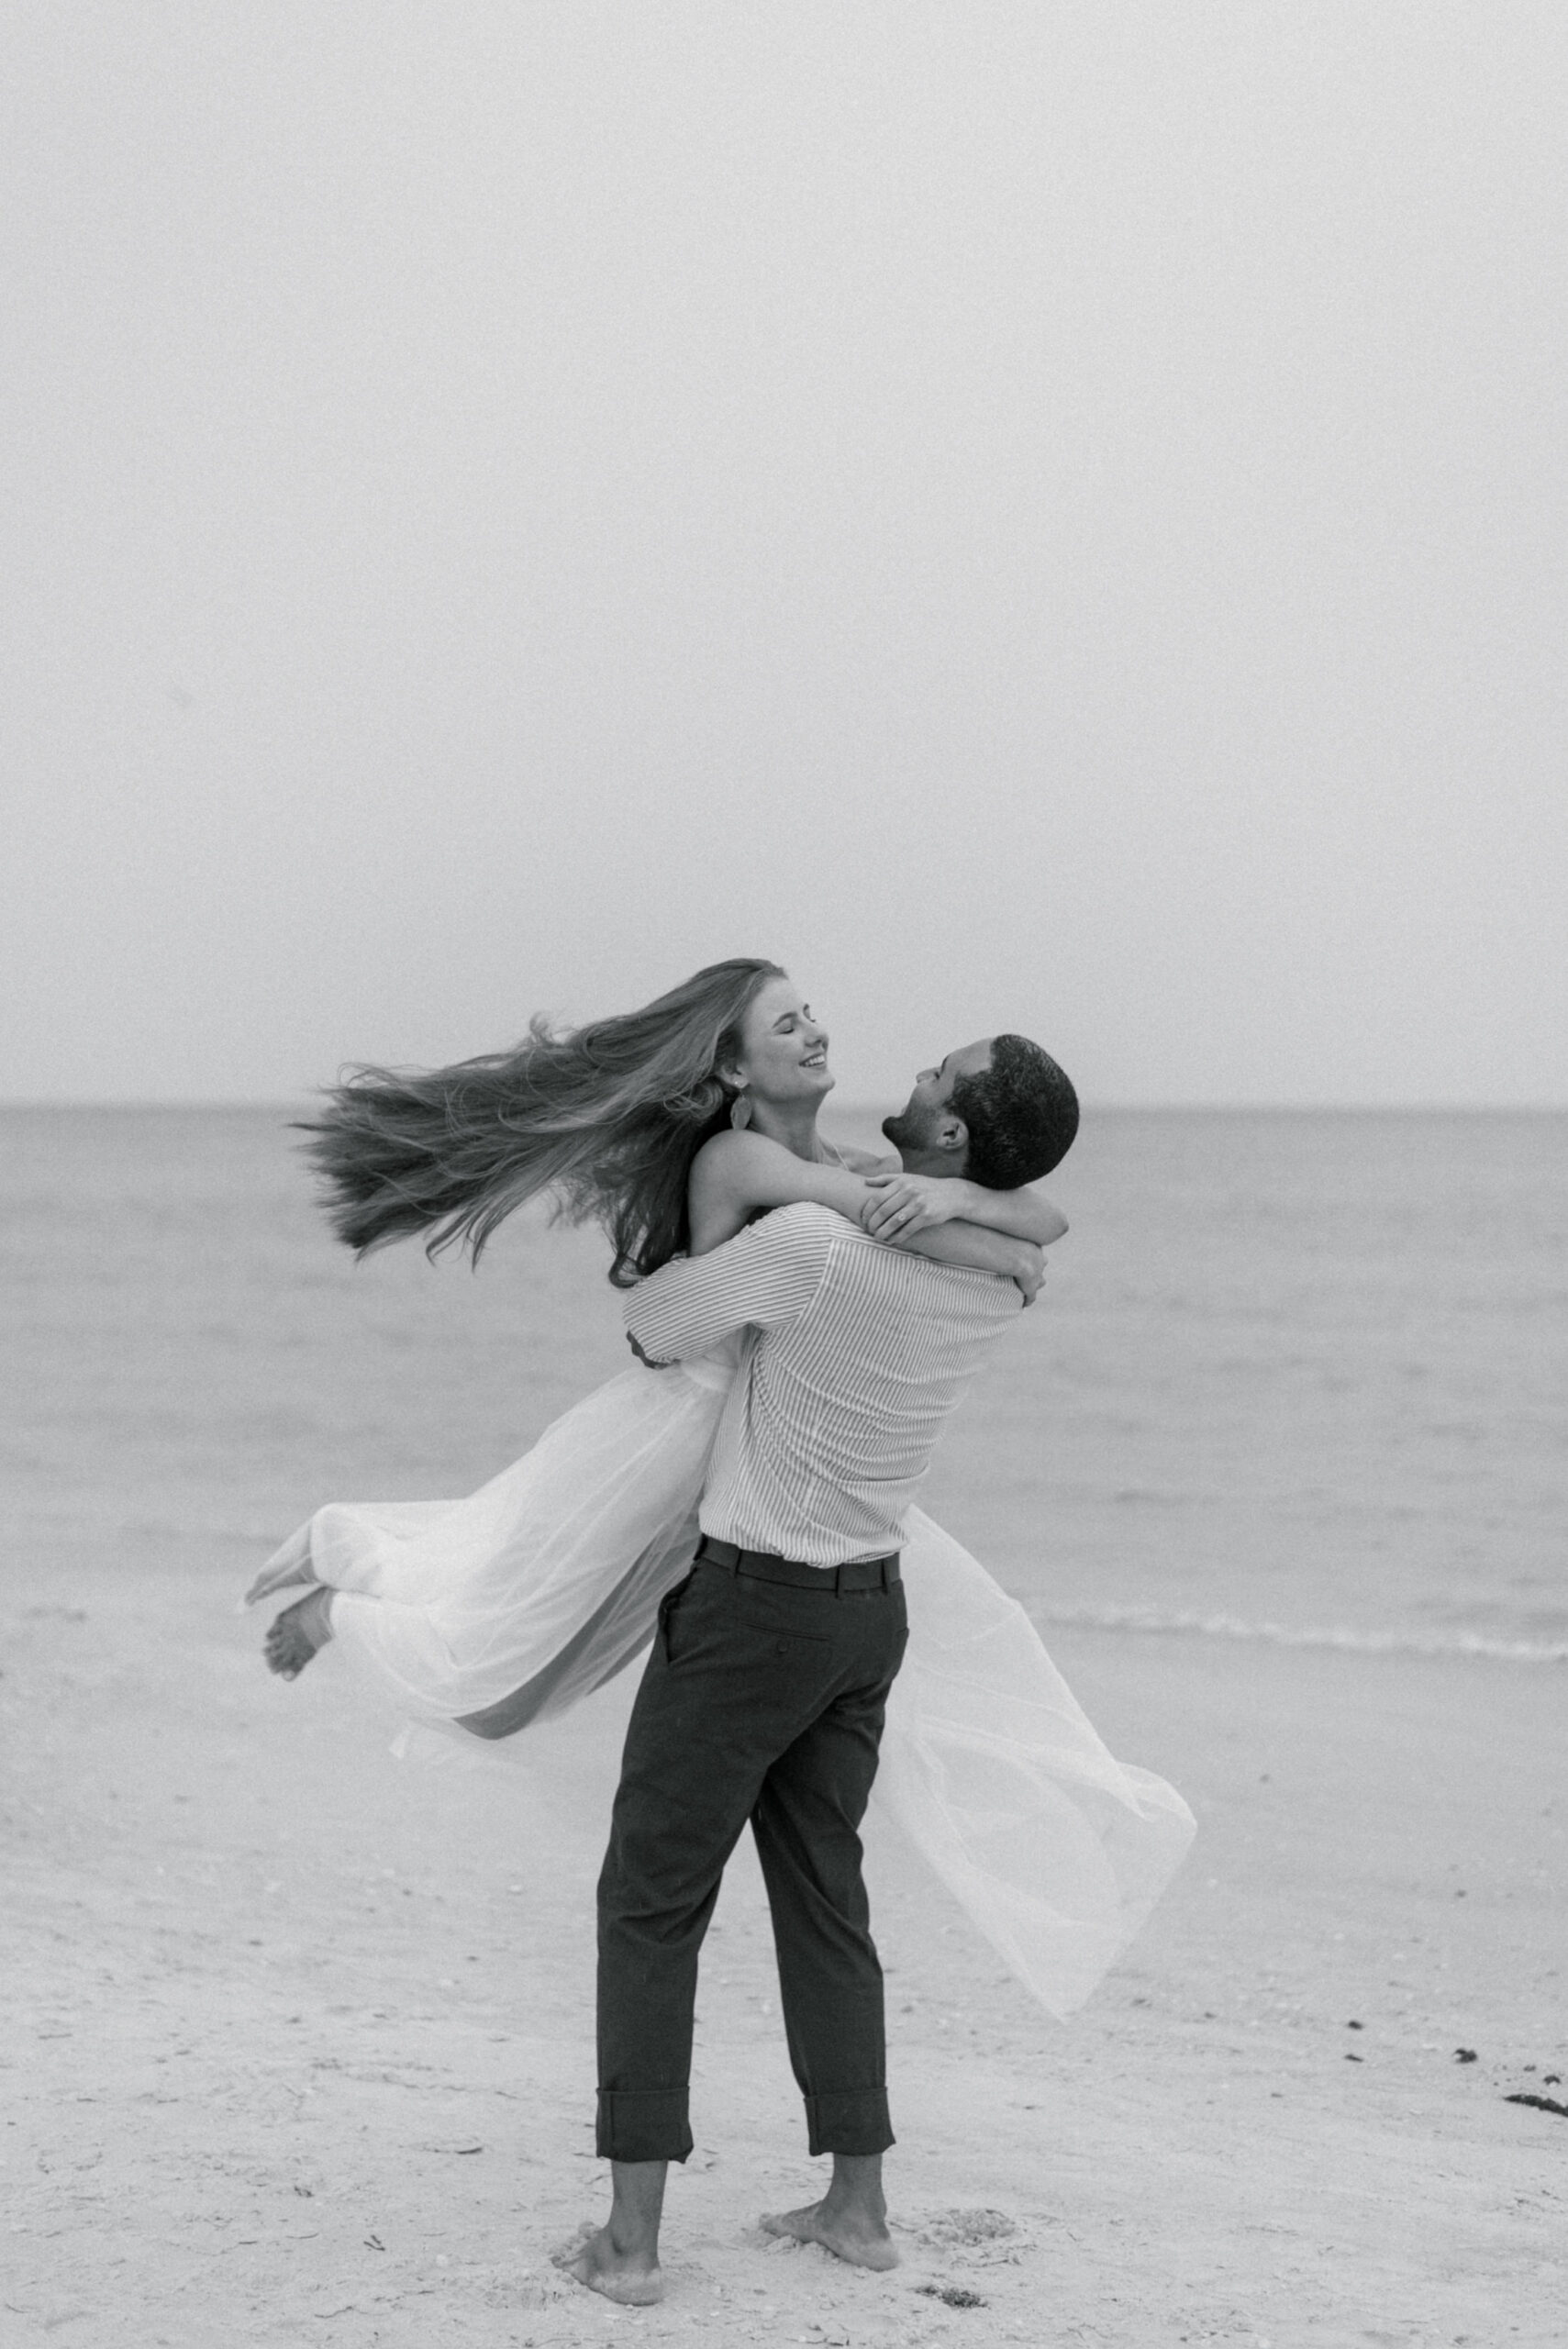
[244,1521,317,1607]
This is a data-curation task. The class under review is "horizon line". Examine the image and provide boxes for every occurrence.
[2,1097,1564,1117]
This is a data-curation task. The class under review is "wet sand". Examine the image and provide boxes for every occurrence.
[5,1561,1564,2348]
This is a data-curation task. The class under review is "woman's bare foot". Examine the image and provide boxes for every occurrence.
[244,1529,317,1608]
[551,2221,663,2306]
[760,2198,900,2269]
[264,1587,334,1680]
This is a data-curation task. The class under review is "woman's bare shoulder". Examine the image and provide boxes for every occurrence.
[691,1129,785,1175]
[689,1129,791,1197]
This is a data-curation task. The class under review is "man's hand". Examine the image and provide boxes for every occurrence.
[627,1331,673,1369]
[861,1172,961,1241]
[1010,1242,1046,1308]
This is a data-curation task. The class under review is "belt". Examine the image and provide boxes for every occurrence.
[694,1533,901,1592]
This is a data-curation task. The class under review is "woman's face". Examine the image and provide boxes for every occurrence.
[728,975,834,1108]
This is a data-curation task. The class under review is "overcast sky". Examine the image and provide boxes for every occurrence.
[4,4,1564,1106]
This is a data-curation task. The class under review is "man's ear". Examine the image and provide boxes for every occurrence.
[937,1115,968,1161]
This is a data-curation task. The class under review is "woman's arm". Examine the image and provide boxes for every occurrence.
[860,1170,1068,1247]
[686,1132,1048,1300]
[687,1131,889,1254]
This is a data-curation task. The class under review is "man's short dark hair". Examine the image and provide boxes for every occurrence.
[951,1035,1079,1188]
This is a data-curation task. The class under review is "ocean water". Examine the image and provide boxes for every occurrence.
[3,1107,1563,1662]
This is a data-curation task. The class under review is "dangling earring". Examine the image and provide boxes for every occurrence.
[729,1089,752,1130]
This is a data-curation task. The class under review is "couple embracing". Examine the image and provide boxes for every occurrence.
[250,959,1193,2308]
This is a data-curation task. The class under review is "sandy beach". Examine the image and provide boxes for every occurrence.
[6,1557,1563,2349]
[6,1108,1564,2345]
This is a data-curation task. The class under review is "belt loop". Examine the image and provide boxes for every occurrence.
[696,1534,739,1575]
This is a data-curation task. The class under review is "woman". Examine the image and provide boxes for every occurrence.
[250,959,1193,2016]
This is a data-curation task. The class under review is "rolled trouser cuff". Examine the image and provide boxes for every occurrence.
[805,2088,894,2157]
[596,2088,694,2165]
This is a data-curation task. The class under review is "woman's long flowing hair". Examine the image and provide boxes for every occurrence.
[299,958,784,1286]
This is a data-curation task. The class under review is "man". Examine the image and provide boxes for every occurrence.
[560,1034,1079,2307]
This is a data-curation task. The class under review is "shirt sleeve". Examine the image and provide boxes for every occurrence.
[624,1204,833,1363]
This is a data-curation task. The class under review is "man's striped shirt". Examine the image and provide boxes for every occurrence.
[623,1202,1022,1568]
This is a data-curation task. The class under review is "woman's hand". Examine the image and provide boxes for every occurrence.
[861,1172,962,1241]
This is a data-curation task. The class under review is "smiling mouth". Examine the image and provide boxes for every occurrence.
[801,1052,828,1069]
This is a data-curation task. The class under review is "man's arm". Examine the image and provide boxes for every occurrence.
[902,1224,1044,1302]
[624,1207,828,1364]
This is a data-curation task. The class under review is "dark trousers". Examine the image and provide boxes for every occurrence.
[595,1557,908,2165]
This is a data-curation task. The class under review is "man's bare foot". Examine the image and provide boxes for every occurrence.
[552,2221,663,2306]
[264,1587,333,1680]
[760,2198,900,2271]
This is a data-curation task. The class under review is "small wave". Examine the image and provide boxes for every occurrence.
[1034,1604,1568,1664]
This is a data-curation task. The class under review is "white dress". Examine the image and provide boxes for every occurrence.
[266,1344,1195,2021]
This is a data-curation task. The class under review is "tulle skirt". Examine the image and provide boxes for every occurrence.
[265,1352,1195,2020]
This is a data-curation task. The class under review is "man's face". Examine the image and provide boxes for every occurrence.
[881,1039,993,1158]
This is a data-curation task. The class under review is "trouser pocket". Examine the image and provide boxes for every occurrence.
[656,1569,695,1661]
